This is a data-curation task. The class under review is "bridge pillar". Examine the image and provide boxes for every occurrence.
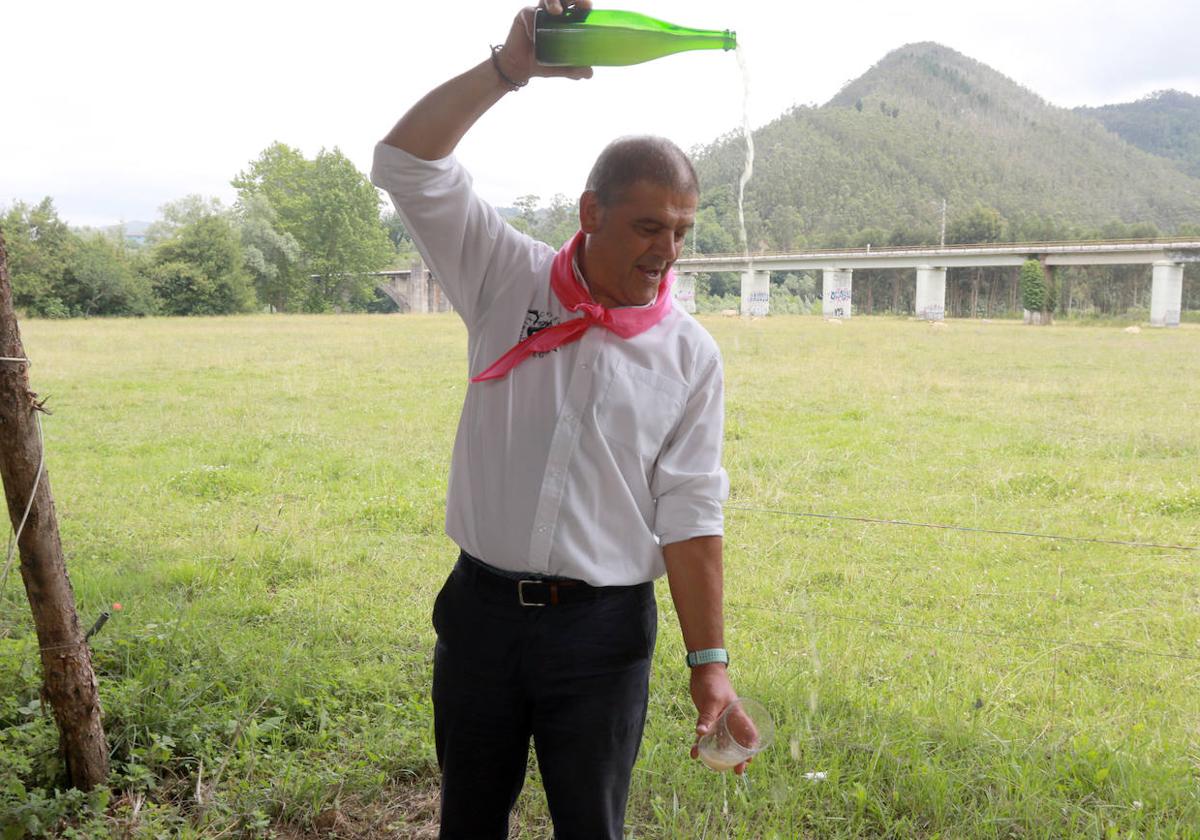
[410,257,428,313]
[1150,261,1183,327]
[822,268,852,318]
[741,270,770,317]
[673,273,696,314]
[915,265,947,320]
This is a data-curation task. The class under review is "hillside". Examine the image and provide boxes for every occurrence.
[1076,90,1200,179]
[692,43,1200,250]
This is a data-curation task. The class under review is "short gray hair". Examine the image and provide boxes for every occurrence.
[585,136,699,208]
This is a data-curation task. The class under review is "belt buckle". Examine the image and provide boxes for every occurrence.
[518,579,547,607]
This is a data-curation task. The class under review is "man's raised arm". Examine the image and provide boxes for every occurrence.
[383,1,593,160]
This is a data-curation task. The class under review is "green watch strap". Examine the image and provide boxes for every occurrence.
[686,648,730,668]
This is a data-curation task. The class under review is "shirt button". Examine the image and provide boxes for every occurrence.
[537,525,548,534]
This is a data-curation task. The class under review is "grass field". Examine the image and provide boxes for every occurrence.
[1,313,1199,838]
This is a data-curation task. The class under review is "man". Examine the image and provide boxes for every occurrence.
[371,2,741,836]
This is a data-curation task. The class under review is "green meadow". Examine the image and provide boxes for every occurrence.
[2,314,1199,838]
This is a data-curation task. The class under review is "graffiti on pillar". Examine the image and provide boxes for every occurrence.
[828,288,851,302]
[921,304,945,321]
[747,290,770,317]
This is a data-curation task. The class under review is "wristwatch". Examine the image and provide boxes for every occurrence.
[686,648,730,668]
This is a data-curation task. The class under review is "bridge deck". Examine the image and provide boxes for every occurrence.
[675,239,1200,272]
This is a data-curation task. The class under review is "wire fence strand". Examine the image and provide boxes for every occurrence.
[726,600,1200,663]
[725,504,1200,553]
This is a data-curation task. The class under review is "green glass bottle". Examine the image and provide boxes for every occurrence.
[534,7,736,67]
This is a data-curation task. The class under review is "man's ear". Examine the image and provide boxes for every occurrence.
[579,190,603,234]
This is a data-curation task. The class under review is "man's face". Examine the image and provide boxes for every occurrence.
[579,180,697,308]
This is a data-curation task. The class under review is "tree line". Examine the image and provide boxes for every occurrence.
[0,143,415,318]
[4,143,1197,320]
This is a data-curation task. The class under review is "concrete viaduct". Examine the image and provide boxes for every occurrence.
[673,239,1200,326]
[380,239,1199,326]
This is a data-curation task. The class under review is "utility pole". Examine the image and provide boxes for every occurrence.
[940,199,947,248]
[0,229,109,790]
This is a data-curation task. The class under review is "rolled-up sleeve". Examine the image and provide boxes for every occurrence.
[370,142,540,331]
[652,351,729,546]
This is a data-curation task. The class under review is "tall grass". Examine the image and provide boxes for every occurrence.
[1,314,1198,838]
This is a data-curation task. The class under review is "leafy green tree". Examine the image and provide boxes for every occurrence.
[694,206,736,254]
[1019,258,1046,315]
[546,194,581,246]
[947,203,1004,244]
[62,233,157,316]
[383,211,416,257]
[509,194,541,236]
[232,143,309,225]
[1,198,76,317]
[151,214,255,315]
[234,143,393,311]
[145,195,226,245]
[236,193,303,312]
[768,207,806,250]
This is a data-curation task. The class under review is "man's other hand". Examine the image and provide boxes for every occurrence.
[687,663,751,775]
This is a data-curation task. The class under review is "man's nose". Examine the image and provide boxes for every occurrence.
[653,230,679,261]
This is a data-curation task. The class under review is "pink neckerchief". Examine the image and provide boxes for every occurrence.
[471,230,674,383]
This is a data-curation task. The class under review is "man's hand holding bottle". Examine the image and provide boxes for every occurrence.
[494,2,595,87]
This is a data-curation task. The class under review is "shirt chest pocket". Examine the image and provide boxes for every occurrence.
[593,361,688,458]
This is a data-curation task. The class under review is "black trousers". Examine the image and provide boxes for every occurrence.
[432,553,657,839]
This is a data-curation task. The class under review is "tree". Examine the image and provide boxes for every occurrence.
[1,199,76,317]
[1019,258,1048,323]
[0,229,109,789]
[151,214,256,315]
[510,194,541,235]
[233,143,394,311]
[538,194,579,247]
[62,233,157,317]
[236,194,303,312]
[768,207,806,251]
[144,195,225,246]
[694,206,736,254]
[383,211,416,257]
[947,203,1004,245]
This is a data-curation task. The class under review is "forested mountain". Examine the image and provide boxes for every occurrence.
[691,42,1200,252]
[1076,90,1200,179]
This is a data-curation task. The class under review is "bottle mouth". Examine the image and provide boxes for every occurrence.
[724,30,737,51]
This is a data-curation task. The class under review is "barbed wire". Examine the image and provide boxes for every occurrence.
[726,600,1200,663]
[2,505,1196,666]
[725,504,1200,552]
[0,356,42,592]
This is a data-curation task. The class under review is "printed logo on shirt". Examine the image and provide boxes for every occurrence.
[521,310,560,357]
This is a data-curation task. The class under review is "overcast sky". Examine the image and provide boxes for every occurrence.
[5,0,1198,229]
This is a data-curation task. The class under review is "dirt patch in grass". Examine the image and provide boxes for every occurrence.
[271,784,440,839]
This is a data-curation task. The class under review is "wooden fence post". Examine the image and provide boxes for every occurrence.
[0,228,109,789]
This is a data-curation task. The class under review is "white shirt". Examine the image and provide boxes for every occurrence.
[371,143,729,586]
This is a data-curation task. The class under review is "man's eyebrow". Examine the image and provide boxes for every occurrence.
[633,216,692,228]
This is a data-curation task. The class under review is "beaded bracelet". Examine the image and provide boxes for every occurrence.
[490,45,528,91]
